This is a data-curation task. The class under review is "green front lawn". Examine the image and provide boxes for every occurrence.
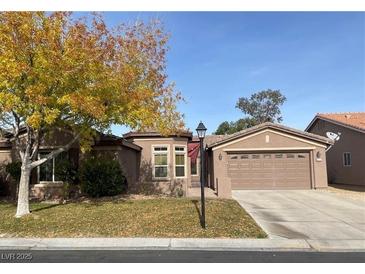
[0,198,266,238]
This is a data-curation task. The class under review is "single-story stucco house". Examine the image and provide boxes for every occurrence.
[123,122,334,198]
[306,112,365,186]
[0,122,333,199]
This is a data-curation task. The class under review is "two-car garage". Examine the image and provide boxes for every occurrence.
[206,123,333,198]
[227,151,311,190]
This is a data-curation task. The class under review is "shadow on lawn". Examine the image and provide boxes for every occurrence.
[31,203,62,213]
[191,200,204,228]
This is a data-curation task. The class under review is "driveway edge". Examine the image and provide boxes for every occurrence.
[306,239,365,252]
[0,238,364,252]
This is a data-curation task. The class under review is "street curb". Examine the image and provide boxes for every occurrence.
[0,238,170,251]
[169,238,311,251]
[0,238,364,252]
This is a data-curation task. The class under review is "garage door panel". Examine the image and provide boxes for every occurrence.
[229,173,274,179]
[262,163,273,168]
[284,180,308,185]
[239,164,250,169]
[228,152,311,190]
[274,163,286,168]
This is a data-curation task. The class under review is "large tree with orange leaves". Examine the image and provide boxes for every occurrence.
[0,12,184,217]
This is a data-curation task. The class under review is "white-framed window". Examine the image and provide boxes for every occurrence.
[152,145,169,179]
[38,151,67,182]
[174,145,186,178]
[343,152,352,167]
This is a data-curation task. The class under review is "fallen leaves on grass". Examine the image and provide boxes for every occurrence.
[0,198,266,238]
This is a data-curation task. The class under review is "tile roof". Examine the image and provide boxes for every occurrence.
[316,112,365,132]
[0,138,12,148]
[123,131,193,139]
[192,135,228,146]
[95,133,142,151]
[206,122,333,148]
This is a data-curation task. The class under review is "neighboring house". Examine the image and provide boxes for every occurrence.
[306,112,365,186]
[0,122,333,200]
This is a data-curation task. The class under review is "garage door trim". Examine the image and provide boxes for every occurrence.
[223,146,316,152]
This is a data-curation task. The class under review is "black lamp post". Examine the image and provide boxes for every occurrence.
[196,121,207,229]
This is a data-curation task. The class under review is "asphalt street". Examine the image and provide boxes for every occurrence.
[1,250,365,263]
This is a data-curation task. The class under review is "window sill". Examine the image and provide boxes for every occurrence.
[152,177,170,181]
[35,181,64,187]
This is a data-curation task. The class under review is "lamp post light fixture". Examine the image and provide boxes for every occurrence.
[196,121,207,229]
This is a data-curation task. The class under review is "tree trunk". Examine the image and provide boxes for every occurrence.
[13,131,80,218]
[15,163,31,218]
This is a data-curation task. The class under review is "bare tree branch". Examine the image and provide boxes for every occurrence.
[30,132,80,169]
[30,129,41,160]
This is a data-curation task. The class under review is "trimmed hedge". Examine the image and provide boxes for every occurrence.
[54,158,78,183]
[5,161,21,182]
[0,173,7,196]
[1,162,21,198]
[80,157,127,198]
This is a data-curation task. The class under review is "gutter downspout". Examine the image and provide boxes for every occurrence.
[325,143,333,152]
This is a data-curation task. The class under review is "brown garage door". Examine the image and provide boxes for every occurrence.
[228,152,311,190]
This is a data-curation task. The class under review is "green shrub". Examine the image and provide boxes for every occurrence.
[62,181,81,200]
[175,187,184,198]
[54,158,78,183]
[5,161,21,182]
[79,157,127,198]
[0,173,7,196]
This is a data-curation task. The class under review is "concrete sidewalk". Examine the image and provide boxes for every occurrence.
[0,238,364,252]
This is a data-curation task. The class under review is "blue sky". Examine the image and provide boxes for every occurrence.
[100,12,365,135]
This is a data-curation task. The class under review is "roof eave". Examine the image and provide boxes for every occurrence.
[121,139,142,151]
[123,131,193,140]
[306,115,365,134]
[207,123,333,149]
[0,143,12,149]
[305,116,318,132]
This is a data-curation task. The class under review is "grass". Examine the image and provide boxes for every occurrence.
[0,198,266,238]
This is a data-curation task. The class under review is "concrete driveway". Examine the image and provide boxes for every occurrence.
[233,190,365,240]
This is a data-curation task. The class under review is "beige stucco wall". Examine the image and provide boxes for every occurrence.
[128,137,190,195]
[311,146,328,188]
[0,149,12,165]
[211,149,231,198]
[209,129,329,198]
[308,119,365,186]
